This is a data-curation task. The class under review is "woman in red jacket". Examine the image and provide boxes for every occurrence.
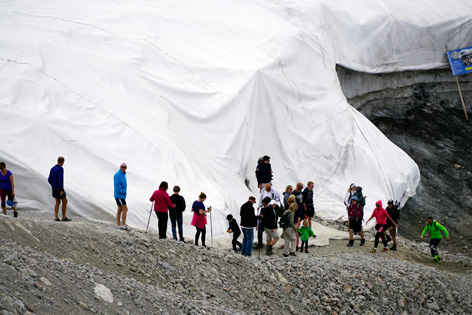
[150,181,175,239]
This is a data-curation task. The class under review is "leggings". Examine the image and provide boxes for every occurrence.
[195,226,206,246]
[374,224,388,248]
[300,240,308,250]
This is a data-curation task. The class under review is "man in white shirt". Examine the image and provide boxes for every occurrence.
[258,183,280,207]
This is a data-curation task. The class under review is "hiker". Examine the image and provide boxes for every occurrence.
[353,186,366,219]
[240,196,257,257]
[256,197,270,249]
[150,181,175,239]
[280,195,296,249]
[297,219,315,253]
[258,183,281,207]
[0,162,17,217]
[114,163,130,231]
[261,200,279,255]
[190,192,211,247]
[346,196,365,246]
[255,155,272,191]
[365,200,396,253]
[386,200,400,250]
[420,216,450,262]
[48,156,70,222]
[226,214,242,252]
[283,185,293,209]
[282,203,298,257]
[344,183,356,207]
[302,181,315,228]
[291,182,304,250]
[169,185,186,242]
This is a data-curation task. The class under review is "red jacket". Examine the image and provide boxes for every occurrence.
[150,189,174,213]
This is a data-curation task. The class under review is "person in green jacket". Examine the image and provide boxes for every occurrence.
[297,219,315,253]
[420,216,450,262]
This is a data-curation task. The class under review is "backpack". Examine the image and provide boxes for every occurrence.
[279,212,290,229]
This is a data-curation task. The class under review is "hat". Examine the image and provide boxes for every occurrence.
[387,199,394,204]
[269,200,277,205]
[263,155,270,161]
[226,214,233,220]
[351,196,358,201]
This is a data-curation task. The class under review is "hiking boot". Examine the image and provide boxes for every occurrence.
[283,253,289,257]
[266,249,272,256]
[347,240,354,247]
[305,248,308,253]
[382,247,389,252]
[371,248,377,253]
[433,255,442,262]
[13,211,18,218]
[360,239,365,246]
[289,252,296,256]
[390,244,397,251]
[296,246,299,251]
[299,246,304,252]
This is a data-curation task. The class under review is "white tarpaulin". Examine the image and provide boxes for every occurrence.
[1,0,471,239]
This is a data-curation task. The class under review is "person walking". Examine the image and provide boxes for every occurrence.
[420,216,450,262]
[282,203,298,257]
[169,185,186,242]
[346,196,366,246]
[190,192,211,247]
[150,181,175,239]
[283,185,293,209]
[226,214,242,252]
[386,200,400,250]
[302,181,315,228]
[114,163,130,231]
[366,200,396,253]
[297,219,315,253]
[240,196,257,257]
[0,162,17,217]
[261,200,280,255]
[48,156,70,221]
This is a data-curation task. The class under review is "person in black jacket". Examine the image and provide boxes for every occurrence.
[386,200,400,251]
[255,155,272,191]
[240,196,257,257]
[169,185,186,242]
[226,214,242,252]
[261,200,280,255]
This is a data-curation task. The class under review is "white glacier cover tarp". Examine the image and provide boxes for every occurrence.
[1,0,471,241]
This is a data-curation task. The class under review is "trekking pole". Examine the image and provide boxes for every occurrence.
[210,207,213,245]
[145,202,154,234]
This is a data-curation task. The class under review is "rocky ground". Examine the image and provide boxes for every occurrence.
[1,209,471,315]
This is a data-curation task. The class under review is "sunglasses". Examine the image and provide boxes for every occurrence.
[121,166,127,169]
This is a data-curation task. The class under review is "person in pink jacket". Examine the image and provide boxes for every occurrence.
[150,181,175,239]
[191,192,212,247]
[366,200,396,253]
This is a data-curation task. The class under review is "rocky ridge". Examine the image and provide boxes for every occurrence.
[1,210,471,315]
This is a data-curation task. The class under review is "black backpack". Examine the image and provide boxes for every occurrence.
[279,212,290,229]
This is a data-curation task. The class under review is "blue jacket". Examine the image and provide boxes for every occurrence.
[48,165,64,189]
[114,170,127,199]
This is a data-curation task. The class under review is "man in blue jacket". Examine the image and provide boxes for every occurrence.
[48,156,70,221]
[114,163,130,231]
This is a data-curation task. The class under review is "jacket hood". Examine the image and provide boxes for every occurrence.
[376,200,383,208]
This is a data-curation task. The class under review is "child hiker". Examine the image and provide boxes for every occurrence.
[366,200,396,253]
[297,219,315,253]
[420,216,450,262]
[227,214,242,252]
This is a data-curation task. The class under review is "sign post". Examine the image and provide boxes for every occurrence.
[446,45,472,120]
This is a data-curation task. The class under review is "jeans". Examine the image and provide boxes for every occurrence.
[241,228,254,256]
[155,211,168,239]
[170,217,184,241]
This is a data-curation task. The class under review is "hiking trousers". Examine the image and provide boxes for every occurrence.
[374,224,388,248]
[430,238,441,257]
[283,227,296,255]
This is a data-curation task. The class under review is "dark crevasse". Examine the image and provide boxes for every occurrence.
[337,65,472,256]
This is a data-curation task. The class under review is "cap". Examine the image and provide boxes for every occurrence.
[270,200,277,205]
[226,214,233,220]
[351,196,358,201]
[263,155,270,161]
[387,199,394,204]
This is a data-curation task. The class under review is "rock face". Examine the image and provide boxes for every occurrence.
[1,212,472,314]
[337,65,472,255]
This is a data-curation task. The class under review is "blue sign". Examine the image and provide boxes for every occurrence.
[447,46,472,76]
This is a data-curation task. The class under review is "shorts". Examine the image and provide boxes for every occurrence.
[52,188,66,199]
[0,189,14,208]
[265,228,279,242]
[306,204,315,217]
[349,218,363,233]
[115,198,126,206]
